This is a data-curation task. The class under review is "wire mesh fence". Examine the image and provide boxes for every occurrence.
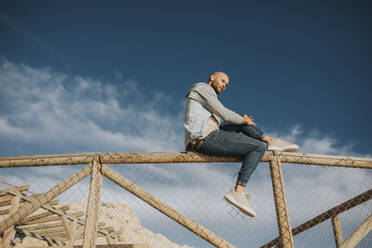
[0,152,371,248]
[281,165,372,248]
[101,162,279,248]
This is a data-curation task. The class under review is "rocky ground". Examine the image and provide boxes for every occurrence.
[14,201,193,248]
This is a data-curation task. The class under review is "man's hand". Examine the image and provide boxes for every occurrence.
[262,136,274,143]
[242,114,255,126]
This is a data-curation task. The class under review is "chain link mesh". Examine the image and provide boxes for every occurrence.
[274,163,372,247]
[0,153,371,247]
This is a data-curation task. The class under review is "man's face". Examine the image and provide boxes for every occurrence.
[211,73,229,94]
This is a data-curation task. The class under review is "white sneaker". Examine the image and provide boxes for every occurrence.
[268,138,299,152]
[224,190,256,217]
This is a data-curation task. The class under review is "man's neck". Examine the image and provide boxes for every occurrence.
[207,82,219,95]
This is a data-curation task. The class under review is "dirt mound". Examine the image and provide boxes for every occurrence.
[17,201,192,248]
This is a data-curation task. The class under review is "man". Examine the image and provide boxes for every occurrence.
[184,71,298,217]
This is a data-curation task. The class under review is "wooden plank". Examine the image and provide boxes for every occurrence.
[68,221,80,247]
[0,197,58,208]
[21,210,77,225]
[1,195,20,247]
[82,156,103,248]
[32,196,59,206]
[0,164,92,233]
[99,151,372,169]
[21,215,61,225]
[1,204,57,217]
[58,232,107,240]
[0,209,9,215]
[0,154,94,168]
[0,199,12,207]
[31,227,65,234]
[113,230,123,235]
[0,153,95,161]
[57,229,122,241]
[0,193,57,207]
[42,231,66,237]
[26,245,150,248]
[76,245,150,248]
[269,155,294,248]
[18,222,63,231]
[0,185,30,197]
[332,215,344,247]
[20,205,69,224]
[21,229,65,246]
[60,215,73,247]
[100,152,245,164]
[76,231,122,240]
[4,189,120,245]
[103,227,114,232]
[105,233,114,245]
[14,193,122,243]
[101,164,235,248]
[1,151,372,168]
[340,214,372,248]
[0,195,13,206]
[260,188,372,248]
[71,211,84,218]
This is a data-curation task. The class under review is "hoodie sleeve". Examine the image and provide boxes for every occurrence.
[195,85,244,124]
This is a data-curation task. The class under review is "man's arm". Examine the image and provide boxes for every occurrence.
[196,86,252,125]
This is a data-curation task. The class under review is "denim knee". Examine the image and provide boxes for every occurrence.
[255,141,267,153]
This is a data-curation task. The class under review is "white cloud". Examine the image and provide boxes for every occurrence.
[266,124,370,157]
[0,59,184,154]
[0,118,26,137]
[0,60,371,247]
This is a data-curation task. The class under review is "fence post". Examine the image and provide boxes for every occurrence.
[340,214,372,248]
[269,153,294,248]
[82,154,103,248]
[332,215,344,247]
[101,164,236,248]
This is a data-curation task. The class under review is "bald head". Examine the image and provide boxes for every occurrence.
[208,71,229,94]
[209,71,228,82]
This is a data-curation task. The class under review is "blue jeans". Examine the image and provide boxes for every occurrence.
[195,125,267,187]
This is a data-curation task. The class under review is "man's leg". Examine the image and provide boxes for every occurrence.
[195,129,267,216]
[197,129,266,184]
[220,123,265,141]
[220,123,299,152]
[220,123,281,146]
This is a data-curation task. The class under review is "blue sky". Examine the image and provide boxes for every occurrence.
[0,1,371,247]
[0,0,371,155]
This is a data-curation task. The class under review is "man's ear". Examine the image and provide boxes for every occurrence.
[209,74,215,81]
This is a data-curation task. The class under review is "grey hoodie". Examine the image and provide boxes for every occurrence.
[184,82,243,149]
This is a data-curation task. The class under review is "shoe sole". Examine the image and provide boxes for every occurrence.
[224,194,256,217]
[268,145,299,152]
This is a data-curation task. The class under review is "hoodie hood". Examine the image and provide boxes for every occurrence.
[186,82,208,97]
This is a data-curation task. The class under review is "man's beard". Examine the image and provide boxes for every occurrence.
[212,84,221,94]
